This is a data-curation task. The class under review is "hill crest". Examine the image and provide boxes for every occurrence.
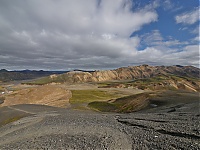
[60,65,199,83]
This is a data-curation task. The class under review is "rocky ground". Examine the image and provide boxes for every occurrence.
[0,100,199,150]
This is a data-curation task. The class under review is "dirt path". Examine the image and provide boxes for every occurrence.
[7,106,35,115]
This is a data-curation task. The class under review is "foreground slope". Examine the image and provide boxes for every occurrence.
[0,102,199,149]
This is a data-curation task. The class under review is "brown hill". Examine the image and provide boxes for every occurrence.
[1,85,72,107]
[56,65,200,83]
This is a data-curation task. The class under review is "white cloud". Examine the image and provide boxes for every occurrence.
[133,44,199,67]
[137,30,199,67]
[163,0,174,10]
[190,26,200,43]
[191,26,200,35]
[140,30,189,52]
[0,0,199,70]
[192,36,199,42]
[179,27,188,31]
[0,0,159,70]
[175,8,199,25]
[15,0,157,37]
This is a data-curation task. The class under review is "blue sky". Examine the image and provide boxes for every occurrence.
[134,0,199,45]
[0,0,199,70]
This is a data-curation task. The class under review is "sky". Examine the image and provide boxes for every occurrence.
[0,0,199,70]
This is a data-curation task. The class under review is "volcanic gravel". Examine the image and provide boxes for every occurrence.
[0,103,199,150]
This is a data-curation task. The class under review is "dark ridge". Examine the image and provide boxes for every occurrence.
[116,119,149,129]
[157,129,200,140]
[73,69,95,73]
[175,65,183,68]
[167,108,176,113]
[0,69,8,72]
[134,118,168,123]
[0,70,68,82]
[117,119,200,140]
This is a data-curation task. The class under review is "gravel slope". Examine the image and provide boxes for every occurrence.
[0,102,199,150]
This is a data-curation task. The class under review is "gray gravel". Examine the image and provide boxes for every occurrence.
[0,102,199,150]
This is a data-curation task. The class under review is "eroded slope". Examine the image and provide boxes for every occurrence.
[1,85,72,108]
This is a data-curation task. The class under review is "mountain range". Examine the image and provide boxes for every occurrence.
[22,65,200,92]
[58,64,199,83]
[0,69,67,82]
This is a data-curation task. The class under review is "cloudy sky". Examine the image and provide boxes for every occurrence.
[0,0,199,70]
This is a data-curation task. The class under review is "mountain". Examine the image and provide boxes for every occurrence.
[60,65,199,82]
[0,69,68,82]
[28,65,199,82]
[24,65,199,92]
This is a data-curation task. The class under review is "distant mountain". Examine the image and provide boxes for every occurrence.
[24,65,200,92]
[0,69,68,82]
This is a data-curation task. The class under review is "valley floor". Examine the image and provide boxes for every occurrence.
[0,80,199,149]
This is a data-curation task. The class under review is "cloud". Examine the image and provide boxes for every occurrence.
[140,30,189,51]
[175,7,199,25]
[192,36,199,43]
[137,30,199,67]
[168,45,199,66]
[191,25,200,35]
[163,0,174,10]
[134,45,199,67]
[0,0,198,70]
[0,0,159,70]
[0,0,157,37]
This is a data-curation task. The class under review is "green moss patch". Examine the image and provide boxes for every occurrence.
[22,74,66,85]
[88,101,117,112]
[0,115,24,127]
[70,90,120,104]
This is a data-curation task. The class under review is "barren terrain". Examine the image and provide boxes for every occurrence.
[0,84,199,149]
[0,66,199,149]
[1,85,72,108]
[0,101,199,149]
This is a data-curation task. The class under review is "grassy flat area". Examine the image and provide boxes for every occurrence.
[88,101,117,112]
[22,77,54,85]
[69,90,121,104]
[0,106,30,127]
[22,74,69,85]
[0,115,24,127]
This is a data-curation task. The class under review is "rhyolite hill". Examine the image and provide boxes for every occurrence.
[58,65,199,83]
